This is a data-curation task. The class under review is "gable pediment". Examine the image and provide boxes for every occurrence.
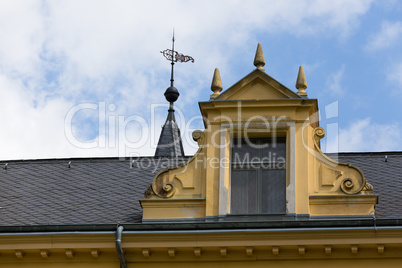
[214,69,301,101]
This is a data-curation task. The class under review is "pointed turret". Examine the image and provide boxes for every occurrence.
[154,85,185,157]
[210,68,223,100]
[295,66,308,96]
[253,43,265,71]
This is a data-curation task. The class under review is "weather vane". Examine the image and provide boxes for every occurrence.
[161,31,194,88]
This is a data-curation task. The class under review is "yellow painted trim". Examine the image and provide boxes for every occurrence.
[309,195,377,216]
[1,228,402,266]
[141,198,206,219]
[309,195,378,205]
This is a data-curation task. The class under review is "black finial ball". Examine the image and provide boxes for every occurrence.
[164,86,180,103]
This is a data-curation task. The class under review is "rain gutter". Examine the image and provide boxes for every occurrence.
[1,225,402,237]
[2,218,402,235]
[116,225,127,268]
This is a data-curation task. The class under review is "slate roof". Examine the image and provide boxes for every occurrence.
[0,157,189,226]
[327,152,402,219]
[0,152,401,226]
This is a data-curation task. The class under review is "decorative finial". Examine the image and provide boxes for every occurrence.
[253,43,265,71]
[296,66,308,96]
[160,32,195,106]
[210,68,223,100]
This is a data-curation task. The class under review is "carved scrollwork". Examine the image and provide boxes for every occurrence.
[340,177,365,195]
[162,182,176,197]
[342,178,354,189]
[192,130,205,146]
[143,171,177,199]
[143,130,206,200]
[313,127,325,146]
[312,127,371,195]
[151,173,177,198]
[362,181,374,192]
[144,185,154,198]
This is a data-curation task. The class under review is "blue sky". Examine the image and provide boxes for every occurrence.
[0,0,401,160]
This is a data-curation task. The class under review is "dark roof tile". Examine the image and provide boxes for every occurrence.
[0,157,189,225]
[1,152,402,226]
[329,152,402,219]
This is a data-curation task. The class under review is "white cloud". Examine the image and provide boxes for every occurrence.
[324,65,346,96]
[0,0,375,160]
[386,62,402,92]
[0,74,72,160]
[326,118,401,152]
[0,1,44,77]
[366,21,402,51]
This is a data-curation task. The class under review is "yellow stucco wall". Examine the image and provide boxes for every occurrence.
[1,229,402,267]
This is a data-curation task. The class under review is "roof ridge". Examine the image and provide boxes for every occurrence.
[0,156,192,164]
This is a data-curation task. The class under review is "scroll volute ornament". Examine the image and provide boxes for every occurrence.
[144,169,177,199]
[192,129,205,147]
[144,130,206,199]
[313,127,373,195]
[153,172,177,198]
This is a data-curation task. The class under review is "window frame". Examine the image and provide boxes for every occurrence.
[217,122,296,216]
[230,136,287,215]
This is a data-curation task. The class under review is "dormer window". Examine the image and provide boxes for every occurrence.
[230,137,287,214]
[142,43,377,223]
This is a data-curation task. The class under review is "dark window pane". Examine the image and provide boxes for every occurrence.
[261,169,286,214]
[232,138,258,163]
[231,137,286,215]
[231,170,257,214]
[261,137,286,163]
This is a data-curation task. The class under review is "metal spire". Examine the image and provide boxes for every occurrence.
[159,31,195,121]
[155,33,194,157]
[160,32,195,101]
[170,31,175,87]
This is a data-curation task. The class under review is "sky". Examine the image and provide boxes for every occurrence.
[0,0,402,160]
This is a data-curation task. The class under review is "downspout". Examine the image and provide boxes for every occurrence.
[116,225,127,268]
